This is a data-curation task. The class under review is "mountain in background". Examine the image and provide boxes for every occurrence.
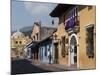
[20,26,33,38]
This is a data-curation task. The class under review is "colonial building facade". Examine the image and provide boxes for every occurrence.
[11,31,31,59]
[50,4,96,69]
[39,36,55,64]
[29,22,56,64]
[12,4,96,70]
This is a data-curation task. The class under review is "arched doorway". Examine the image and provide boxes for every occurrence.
[69,34,78,67]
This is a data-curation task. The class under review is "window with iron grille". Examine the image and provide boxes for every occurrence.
[61,36,66,57]
[86,26,94,58]
[65,38,69,55]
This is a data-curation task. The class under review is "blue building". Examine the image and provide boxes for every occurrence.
[39,36,55,64]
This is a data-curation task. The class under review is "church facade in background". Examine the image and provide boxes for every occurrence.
[11,31,32,59]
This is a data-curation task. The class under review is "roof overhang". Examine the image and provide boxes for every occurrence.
[50,4,75,17]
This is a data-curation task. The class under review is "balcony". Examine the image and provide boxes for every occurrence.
[65,16,80,33]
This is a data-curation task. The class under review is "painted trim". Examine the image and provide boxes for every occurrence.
[68,33,79,68]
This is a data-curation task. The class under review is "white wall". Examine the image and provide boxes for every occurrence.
[39,43,54,64]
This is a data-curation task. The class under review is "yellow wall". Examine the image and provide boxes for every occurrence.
[54,20,69,66]
[79,6,96,69]
[54,6,96,69]
[11,36,31,59]
[11,36,31,47]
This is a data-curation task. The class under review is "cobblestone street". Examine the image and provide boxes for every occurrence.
[31,61,68,72]
[11,59,52,75]
[11,59,79,74]
[31,60,78,71]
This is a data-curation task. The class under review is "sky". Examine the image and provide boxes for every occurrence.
[11,0,59,31]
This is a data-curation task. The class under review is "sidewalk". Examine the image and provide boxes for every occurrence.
[32,63,67,71]
[31,60,78,71]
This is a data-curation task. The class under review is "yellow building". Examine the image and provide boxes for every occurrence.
[50,4,96,69]
[79,6,96,69]
[11,31,31,59]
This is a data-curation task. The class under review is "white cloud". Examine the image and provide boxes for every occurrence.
[23,2,58,26]
[23,2,55,16]
[24,2,33,10]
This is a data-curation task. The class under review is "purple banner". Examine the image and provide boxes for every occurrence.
[65,16,77,30]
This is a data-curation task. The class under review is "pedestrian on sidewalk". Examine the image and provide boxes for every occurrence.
[49,51,52,64]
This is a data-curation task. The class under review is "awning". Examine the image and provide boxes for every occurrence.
[25,41,38,49]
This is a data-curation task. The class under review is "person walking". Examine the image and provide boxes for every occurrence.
[49,51,52,64]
